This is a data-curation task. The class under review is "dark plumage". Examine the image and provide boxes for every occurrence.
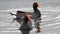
[10,2,41,33]
[31,2,41,19]
[10,2,41,23]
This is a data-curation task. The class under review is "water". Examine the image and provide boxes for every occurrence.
[0,0,60,34]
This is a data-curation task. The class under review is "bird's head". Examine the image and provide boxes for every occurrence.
[33,2,40,7]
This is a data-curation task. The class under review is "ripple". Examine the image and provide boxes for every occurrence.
[0,8,60,27]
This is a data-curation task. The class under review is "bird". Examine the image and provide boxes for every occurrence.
[32,2,41,32]
[10,2,41,32]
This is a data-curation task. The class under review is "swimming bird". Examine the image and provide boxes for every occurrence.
[10,2,41,32]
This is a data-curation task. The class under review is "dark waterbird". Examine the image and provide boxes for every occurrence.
[10,2,41,34]
[10,2,41,22]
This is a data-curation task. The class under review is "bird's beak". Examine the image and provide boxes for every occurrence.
[37,2,40,7]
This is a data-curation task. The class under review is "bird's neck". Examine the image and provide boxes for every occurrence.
[33,7,38,11]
